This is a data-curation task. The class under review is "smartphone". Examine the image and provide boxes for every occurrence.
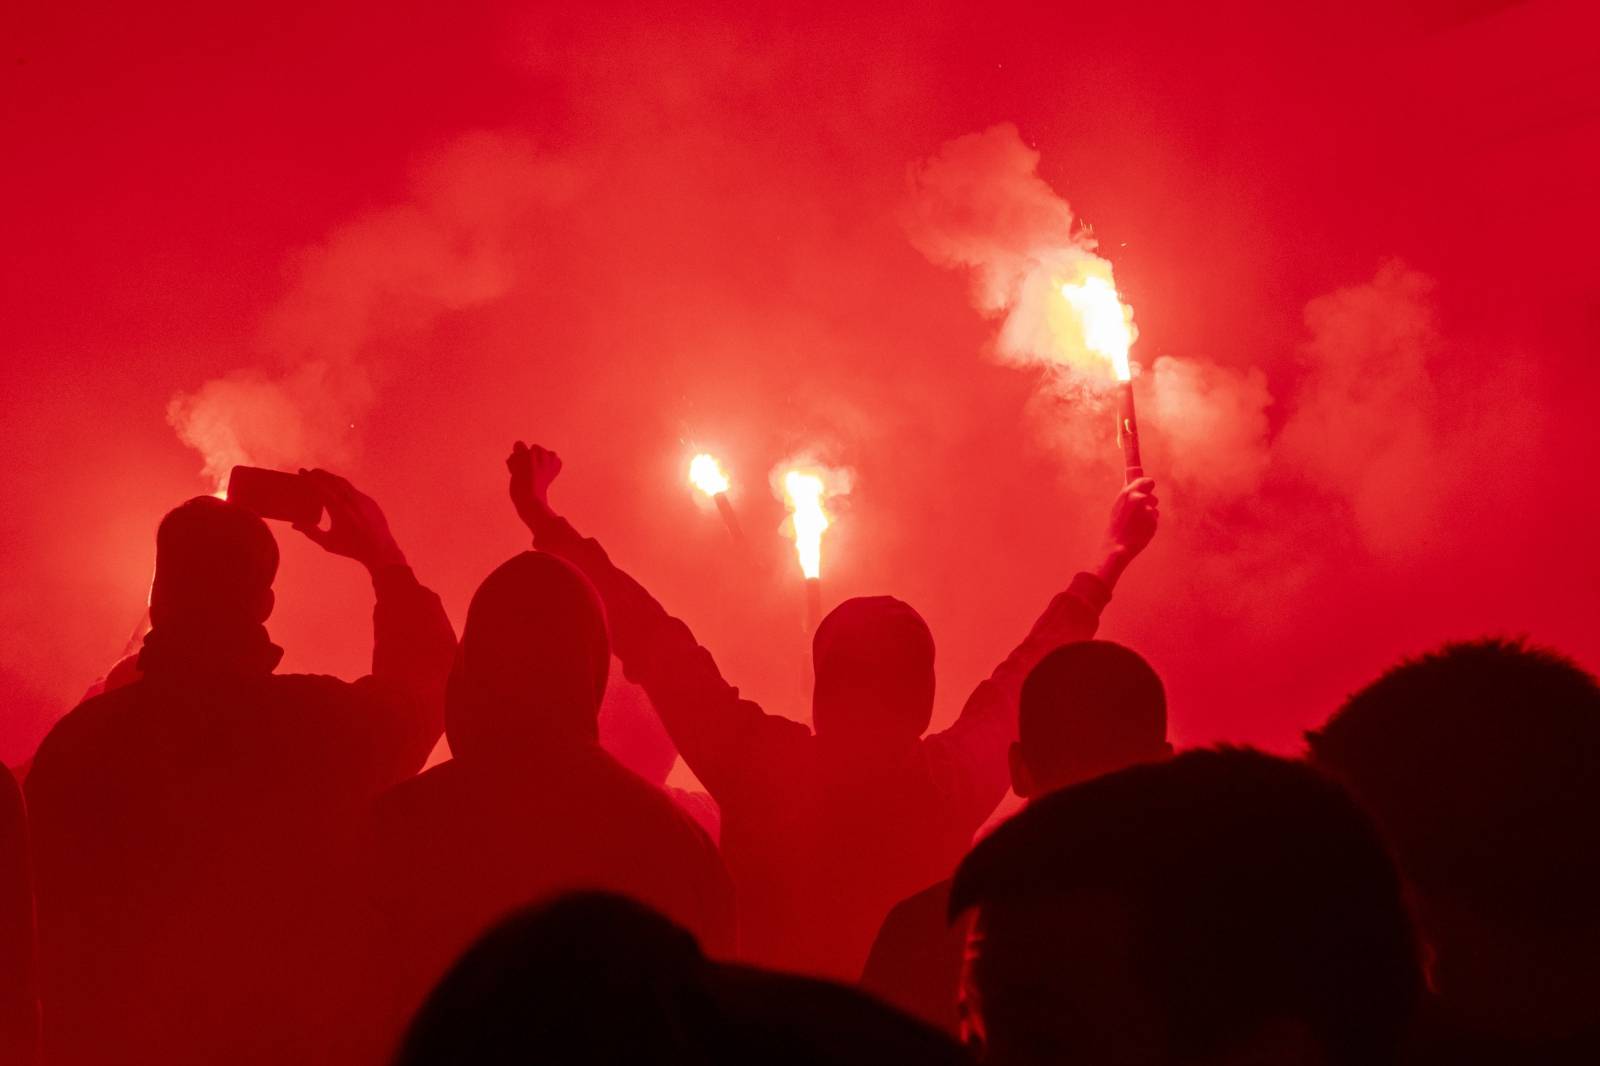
[226,466,322,527]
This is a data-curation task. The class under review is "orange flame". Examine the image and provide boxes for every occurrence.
[688,453,731,497]
[782,471,829,580]
[1059,275,1134,381]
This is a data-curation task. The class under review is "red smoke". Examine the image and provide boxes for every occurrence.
[2,1,1596,764]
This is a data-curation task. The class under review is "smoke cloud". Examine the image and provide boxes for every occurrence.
[905,123,1275,506]
[904,122,1130,378]
[6,1,1592,766]
[168,133,583,488]
[1278,260,1441,557]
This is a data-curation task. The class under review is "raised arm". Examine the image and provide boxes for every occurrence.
[296,471,456,784]
[507,443,806,799]
[926,477,1160,829]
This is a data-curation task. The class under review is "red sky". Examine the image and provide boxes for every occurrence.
[3,0,1597,764]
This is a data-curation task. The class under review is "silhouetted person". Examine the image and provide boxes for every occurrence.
[396,891,970,1066]
[361,552,734,1060]
[1307,639,1600,1065]
[0,764,38,1066]
[862,640,1170,1031]
[508,441,1158,978]
[952,748,1421,1066]
[26,476,454,1066]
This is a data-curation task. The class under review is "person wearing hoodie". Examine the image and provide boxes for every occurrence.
[360,550,734,1059]
[507,441,1158,979]
[25,476,455,1066]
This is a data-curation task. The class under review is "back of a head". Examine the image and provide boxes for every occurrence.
[811,596,936,745]
[149,496,278,627]
[446,552,611,762]
[396,892,968,1066]
[951,748,1420,1066]
[1307,638,1600,937]
[1018,640,1168,794]
[394,892,712,1066]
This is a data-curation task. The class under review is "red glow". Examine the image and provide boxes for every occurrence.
[2,0,1596,765]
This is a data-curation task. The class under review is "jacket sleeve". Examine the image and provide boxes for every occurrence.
[534,514,808,801]
[0,766,37,1066]
[923,572,1112,835]
[344,565,457,787]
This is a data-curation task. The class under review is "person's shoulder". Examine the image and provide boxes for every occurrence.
[25,687,144,800]
[891,877,954,923]
[33,687,141,760]
[599,758,722,852]
[371,758,458,818]
[265,671,358,701]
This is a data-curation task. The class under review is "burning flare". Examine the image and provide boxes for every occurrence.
[782,471,830,580]
[688,453,731,497]
[1058,274,1134,382]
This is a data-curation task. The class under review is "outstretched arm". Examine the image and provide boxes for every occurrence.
[297,470,456,786]
[508,443,806,799]
[926,477,1160,828]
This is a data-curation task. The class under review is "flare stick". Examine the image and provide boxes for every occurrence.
[1118,379,1143,484]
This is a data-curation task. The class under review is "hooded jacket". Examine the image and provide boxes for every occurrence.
[361,553,734,1049]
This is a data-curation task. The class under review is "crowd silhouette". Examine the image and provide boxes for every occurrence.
[2,446,1596,1065]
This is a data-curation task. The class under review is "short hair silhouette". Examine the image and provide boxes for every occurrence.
[811,596,936,741]
[395,892,710,1065]
[149,496,278,625]
[396,892,969,1066]
[1015,640,1167,794]
[951,748,1420,1066]
[445,552,611,761]
[1307,638,1600,934]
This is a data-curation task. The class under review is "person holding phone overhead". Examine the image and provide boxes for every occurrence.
[25,473,456,1066]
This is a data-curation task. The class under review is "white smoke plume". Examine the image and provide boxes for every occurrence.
[168,132,583,488]
[905,123,1273,505]
[904,122,1131,379]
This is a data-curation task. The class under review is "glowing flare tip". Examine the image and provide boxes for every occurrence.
[1060,276,1134,382]
[689,453,731,497]
[782,471,829,580]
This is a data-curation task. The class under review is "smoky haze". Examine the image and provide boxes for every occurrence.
[2,1,1596,765]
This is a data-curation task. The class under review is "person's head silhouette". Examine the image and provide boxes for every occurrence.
[148,496,279,630]
[398,891,970,1066]
[446,552,611,762]
[1010,640,1170,798]
[1308,638,1600,1042]
[395,892,712,1066]
[811,596,936,750]
[951,748,1420,1066]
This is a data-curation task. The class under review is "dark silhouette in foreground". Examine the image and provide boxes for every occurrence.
[862,640,1170,1032]
[1308,639,1600,1065]
[362,552,734,1059]
[508,441,1158,978]
[396,892,969,1066]
[951,748,1420,1066]
[0,763,38,1066]
[26,478,455,1066]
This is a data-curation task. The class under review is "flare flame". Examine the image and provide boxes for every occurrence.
[688,453,731,497]
[1058,274,1134,382]
[782,471,829,580]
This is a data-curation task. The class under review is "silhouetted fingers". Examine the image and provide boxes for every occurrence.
[294,521,334,549]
